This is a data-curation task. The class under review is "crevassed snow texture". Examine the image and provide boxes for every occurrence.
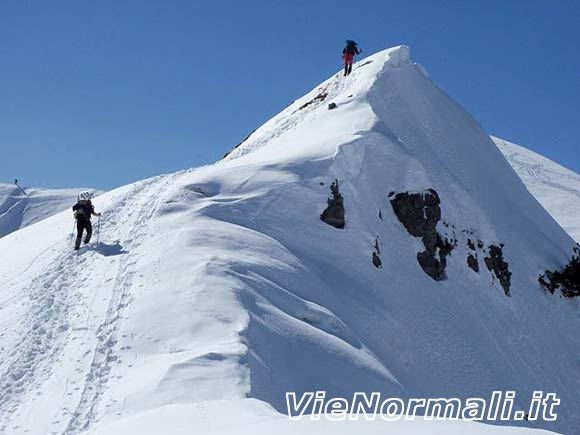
[493,137,580,242]
[0,184,102,238]
[0,46,578,435]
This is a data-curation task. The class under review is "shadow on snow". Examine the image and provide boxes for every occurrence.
[93,241,128,257]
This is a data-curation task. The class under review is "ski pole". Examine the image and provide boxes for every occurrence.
[71,219,76,238]
[356,48,363,69]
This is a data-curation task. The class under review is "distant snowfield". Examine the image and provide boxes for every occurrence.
[0,184,102,238]
[0,46,578,435]
[493,137,580,242]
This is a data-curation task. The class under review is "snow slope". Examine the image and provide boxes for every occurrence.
[493,137,580,242]
[0,184,102,238]
[86,399,557,435]
[0,46,578,435]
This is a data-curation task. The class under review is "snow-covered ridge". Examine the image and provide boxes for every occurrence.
[0,46,578,435]
[223,46,413,163]
[0,184,102,239]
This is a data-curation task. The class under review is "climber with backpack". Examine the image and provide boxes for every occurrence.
[72,191,101,250]
[342,40,361,76]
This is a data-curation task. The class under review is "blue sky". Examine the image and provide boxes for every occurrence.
[1,0,578,190]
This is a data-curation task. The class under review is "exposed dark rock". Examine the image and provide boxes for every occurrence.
[539,246,580,297]
[297,92,328,111]
[372,237,382,268]
[467,254,479,273]
[358,60,374,68]
[372,252,383,268]
[484,244,512,296]
[390,189,453,280]
[378,209,383,220]
[328,103,337,110]
[390,188,441,237]
[467,238,479,272]
[477,240,484,249]
[320,180,345,229]
[223,128,258,159]
[417,236,453,280]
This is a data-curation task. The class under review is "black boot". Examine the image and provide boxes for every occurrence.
[347,64,353,75]
[75,236,81,250]
[344,65,348,76]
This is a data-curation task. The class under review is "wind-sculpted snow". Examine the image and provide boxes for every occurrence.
[0,46,578,435]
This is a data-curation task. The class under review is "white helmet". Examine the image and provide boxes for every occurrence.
[78,191,92,201]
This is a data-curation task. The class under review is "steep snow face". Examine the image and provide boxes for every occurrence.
[0,184,102,238]
[0,46,578,435]
[493,137,580,242]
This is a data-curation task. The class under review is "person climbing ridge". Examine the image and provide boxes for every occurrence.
[342,40,360,76]
[72,191,101,250]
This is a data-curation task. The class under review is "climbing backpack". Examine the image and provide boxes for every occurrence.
[345,40,358,55]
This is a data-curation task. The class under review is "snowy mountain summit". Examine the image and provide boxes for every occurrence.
[0,46,578,435]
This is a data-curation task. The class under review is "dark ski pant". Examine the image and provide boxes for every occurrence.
[344,53,354,76]
[75,218,92,250]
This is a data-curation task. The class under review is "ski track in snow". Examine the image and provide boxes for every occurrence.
[63,177,163,434]
[0,174,177,435]
[504,151,579,197]
[493,136,580,242]
[0,241,76,416]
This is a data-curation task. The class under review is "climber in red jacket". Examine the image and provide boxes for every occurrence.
[342,40,361,76]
